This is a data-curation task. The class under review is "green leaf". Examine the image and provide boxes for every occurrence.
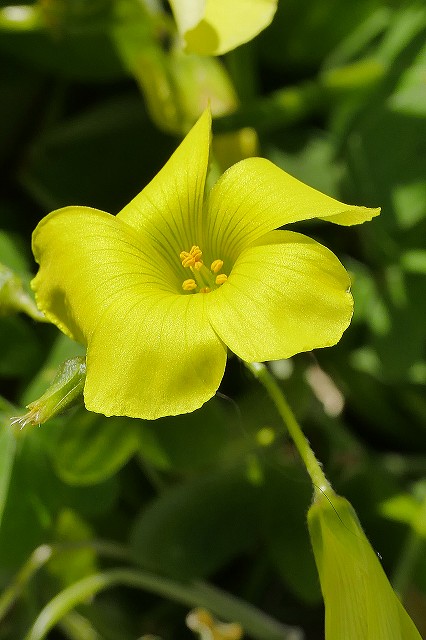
[51,410,141,486]
[389,41,426,117]
[375,4,426,67]
[381,481,426,538]
[131,467,261,580]
[258,0,381,72]
[0,426,119,570]
[265,132,344,199]
[373,273,426,383]
[138,399,238,471]
[401,250,426,275]
[0,430,58,569]
[392,181,426,230]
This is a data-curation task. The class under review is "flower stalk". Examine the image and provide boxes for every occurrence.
[246,361,331,497]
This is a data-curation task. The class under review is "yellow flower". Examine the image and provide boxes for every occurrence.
[308,493,422,640]
[168,0,278,55]
[31,109,378,420]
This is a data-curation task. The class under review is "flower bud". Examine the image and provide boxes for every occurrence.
[116,28,238,135]
[308,492,422,639]
[11,356,86,428]
[213,127,259,173]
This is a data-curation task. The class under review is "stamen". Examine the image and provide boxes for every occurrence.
[182,279,197,291]
[215,274,228,285]
[180,246,203,268]
[190,246,202,262]
[180,252,194,268]
[179,248,226,294]
[211,259,224,273]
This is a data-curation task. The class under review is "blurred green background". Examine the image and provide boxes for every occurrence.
[0,1,425,638]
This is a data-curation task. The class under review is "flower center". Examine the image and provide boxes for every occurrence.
[179,246,228,294]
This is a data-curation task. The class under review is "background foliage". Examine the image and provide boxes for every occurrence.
[1,1,425,638]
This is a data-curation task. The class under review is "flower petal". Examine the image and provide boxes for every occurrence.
[85,290,227,420]
[168,0,206,42]
[207,231,353,362]
[170,0,278,56]
[206,157,380,260]
[31,206,179,343]
[117,108,211,264]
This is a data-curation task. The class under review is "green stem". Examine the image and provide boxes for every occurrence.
[0,541,131,622]
[246,362,332,498]
[58,610,102,640]
[0,545,53,622]
[23,569,303,640]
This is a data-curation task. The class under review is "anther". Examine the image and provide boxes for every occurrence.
[199,287,211,294]
[180,246,203,268]
[190,246,202,262]
[180,252,194,268]
[182,279,197,291]
[211,259,224,273]
[215,274,228,285]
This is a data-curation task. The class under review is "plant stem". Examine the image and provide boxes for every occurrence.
[0,541,131,622]
[246,362,332,498]
[23,569,303,640]
[58,610,102,640]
